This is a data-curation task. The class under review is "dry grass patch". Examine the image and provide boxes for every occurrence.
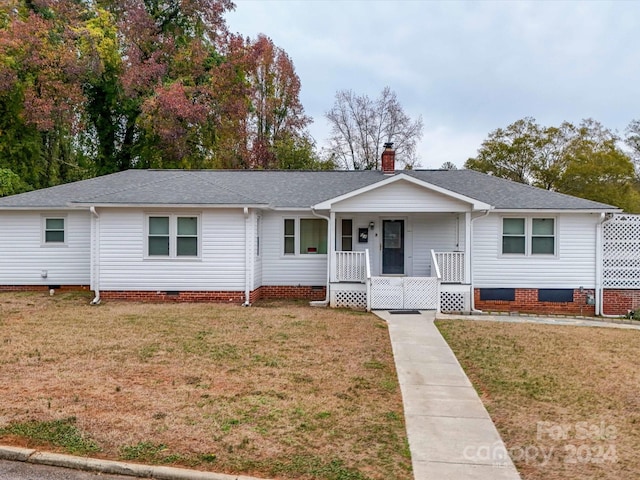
[436,320,640,480]
[0,292,411,480]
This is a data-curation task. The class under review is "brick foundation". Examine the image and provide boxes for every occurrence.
[0,284,327,304]
[0,285,89,292]
[98,286,326,303]
[99,290,246,303]
[474,288,596,316]
[255,285,326,302]
[602,289,640,316]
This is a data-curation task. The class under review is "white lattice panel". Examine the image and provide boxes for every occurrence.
[370,277,404,309]
[332,290,367,309]
[370,277,438,310]
[404,277,438,309]
[440,291,465,313]
[603,215,640,289]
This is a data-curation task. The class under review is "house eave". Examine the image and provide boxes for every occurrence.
[69,202,271,209]
[492,208,622,214]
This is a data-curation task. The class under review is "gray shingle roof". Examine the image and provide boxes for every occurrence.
[0,169,618,211]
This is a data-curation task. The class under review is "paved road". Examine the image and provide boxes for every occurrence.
[0,460,136,480]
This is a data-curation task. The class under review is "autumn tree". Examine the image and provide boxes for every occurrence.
[0,1,96,190]
[466,118,640,212]
[0,0,320,191]
[325,87,423,170]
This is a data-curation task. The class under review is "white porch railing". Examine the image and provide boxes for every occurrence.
[334,251,367,282]
[433,251,465,283]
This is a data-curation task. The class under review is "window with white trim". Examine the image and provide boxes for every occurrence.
[531,218,555,254]
[501,217,555,256]
[341,219,353,251]
[43,217,65,244]
[283,218,328,255]
[147,215,199,258]
[502,218,525,254]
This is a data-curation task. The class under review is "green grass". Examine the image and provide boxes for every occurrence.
[0,418,100,455]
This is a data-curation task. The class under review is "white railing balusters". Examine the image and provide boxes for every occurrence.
[433,251,465,283]
[334,251,367,282]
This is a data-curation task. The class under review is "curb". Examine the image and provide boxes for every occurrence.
[0,446,270,480]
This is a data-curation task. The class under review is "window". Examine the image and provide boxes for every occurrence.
[147,215,199,258]
[43,217,65,244]
[148,216,170,256]
[341,219,353,251]
[284,219,295,254]
[283,218,328,255]
[502,217,555,256]
[177,217,198,256]
[532,218,555,255]
[502,218,525,254]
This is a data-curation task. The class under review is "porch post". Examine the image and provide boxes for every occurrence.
[329,211,336,283]
[464,211,471,284]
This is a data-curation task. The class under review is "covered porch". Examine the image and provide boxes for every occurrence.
[310,172,491,312]
[327,212,473,312]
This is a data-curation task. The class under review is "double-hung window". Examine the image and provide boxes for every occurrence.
[147,215,199,258]
[502,218,525,254]
[45,218,65,243]
[502,217,555,256]
[283,218,327,255]
[341,219,353,251]
[531,218,555,254]
[43,217,65,245]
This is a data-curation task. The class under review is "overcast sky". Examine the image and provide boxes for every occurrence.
[225,0,640,169]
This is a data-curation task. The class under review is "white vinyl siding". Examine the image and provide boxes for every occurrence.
[99,209,245,291]
[332,179,471,212]
[0,211,90,285]
[253,213,263,289]
[261,211,327,285]
[474,213,598,288]
[412,213,464,276]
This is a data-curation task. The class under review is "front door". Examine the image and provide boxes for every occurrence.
[382,220,404,274]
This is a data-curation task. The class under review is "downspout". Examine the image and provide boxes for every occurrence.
[469,208,492,313]
[89,206,100,305]
[243,207,251,306]
[310,207,331,306]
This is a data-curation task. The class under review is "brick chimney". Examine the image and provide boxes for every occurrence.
[381,142,395,174]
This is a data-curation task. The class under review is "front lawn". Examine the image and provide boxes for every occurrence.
[436,320,640,480]
[0,292,411,480]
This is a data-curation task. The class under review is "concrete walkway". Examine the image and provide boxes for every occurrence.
[375,310,521,480]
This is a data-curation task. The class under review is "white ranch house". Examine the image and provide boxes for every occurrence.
[1,147,639,316]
